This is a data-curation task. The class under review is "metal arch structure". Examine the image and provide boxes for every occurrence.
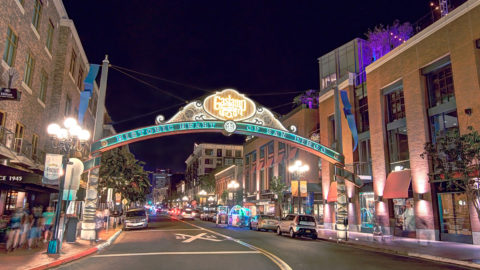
[89,89,344,165]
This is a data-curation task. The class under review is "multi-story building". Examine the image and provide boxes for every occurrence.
[366,0,480,244]
[150,169,171,204]
[0,0,98,215]
[214,164,243,206]
[243,104,322,217]
[184,143,243,198]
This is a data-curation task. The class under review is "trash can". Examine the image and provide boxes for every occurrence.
[65,217,79,243]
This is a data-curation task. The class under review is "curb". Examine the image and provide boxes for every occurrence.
[317,237,480,270]
[29,229,122,270]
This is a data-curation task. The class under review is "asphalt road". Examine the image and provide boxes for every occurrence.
[56,215,467,270]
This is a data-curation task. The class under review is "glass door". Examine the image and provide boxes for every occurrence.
[438,192,472,244]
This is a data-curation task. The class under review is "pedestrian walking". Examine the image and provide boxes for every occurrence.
[94,211,103,242]
[103,208,110,229]
[19,205,31,248]
[28,206,43,249]
[5,208,23,252]
[42,206,55,243]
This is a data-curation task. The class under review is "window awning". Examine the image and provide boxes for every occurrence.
[383,169,412,199]
[288,148,297,160]
[266,158,274,168]
[327,182,337,202]
[258,161,264,170]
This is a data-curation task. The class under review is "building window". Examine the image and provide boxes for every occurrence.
[205,158,211,165]
[204,168,213,174]
[278,142,285,151]
[216,158,222,166]
[18,0,25,6]
[65,95,72,116]
[426,64,455,107]
[386,89,405,122]
[89,91,97,112]
[235,159,242,165]
[216,149,222,157]
[245,155,250,165]
[329,115,336,146]
[235,150,241,158]
[260,146,265,159]
[225,158,234,166]
[356,85,369,133]
[77,67,84,89]
[46,20,54,52]
[205,149,213,155]
[5,190,18,211]
[3,27,18,67]
[14,122,24,153]
[252,171,257,192]
[430,110,458,144]
[278,161,285,182]
[226,149,232,157]
[69,50,76,75]
[0,111,6,127]
[260,169,265,191]
[32,0,43,30]
[39,69,48,102]
[32,134,39,156]
[268,166,274,186]
[267,142,274,155]
[23,51,35,87]
[252,151,257,162]
[245,172,250,193]
[387,127,409,171]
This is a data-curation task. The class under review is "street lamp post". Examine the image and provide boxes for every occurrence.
[46,117,90,254]
[227,180,239,207]
[288,160,309,214]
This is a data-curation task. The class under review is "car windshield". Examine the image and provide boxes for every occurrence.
[126,210,146,217]
[298,216,315,222]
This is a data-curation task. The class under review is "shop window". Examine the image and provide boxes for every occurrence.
[5,190,18,212]
[205,149,213,156]
[235,150,241,158]
[438,192,472,242]
[392,198,416,238]
[426,64,455,107]
[3,27,18,67]
[360,192,375,230]
[226,150,232,157]
[217,149,222,157]
[32,0,42,30]
[23,51,35,87]
[387,127,410,171]
[386,89,405,122]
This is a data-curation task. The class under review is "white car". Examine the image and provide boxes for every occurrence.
[181,209,195,220]
[124,208,148,230]
[277,214,317,239]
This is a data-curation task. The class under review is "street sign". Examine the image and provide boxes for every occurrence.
[0,87,20,101]
[175,233,222,243]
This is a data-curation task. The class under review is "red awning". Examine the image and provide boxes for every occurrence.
[327,182,337,202]
[383,169,412,199]
[288,148,298,160]
[266,158,274,168]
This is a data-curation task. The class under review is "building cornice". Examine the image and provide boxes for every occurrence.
[366,0,480,74]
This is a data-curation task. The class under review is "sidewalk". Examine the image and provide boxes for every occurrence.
[0,227,122,270]
[317,228,480,269]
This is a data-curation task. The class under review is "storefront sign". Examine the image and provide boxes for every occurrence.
[93,121,344,165]
[0,87,19,101]
[203,89,256,121]
[43,154,63,185]
[0,175,23,181]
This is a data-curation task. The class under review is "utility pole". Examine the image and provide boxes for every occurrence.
[81,55,109,240]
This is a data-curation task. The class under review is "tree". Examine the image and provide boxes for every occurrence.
[422,126,480,218]
[199,173,216,194]
[365,20,413,62]
[99,147,151,204]
[270,176,288,217]
[221,190,228,205]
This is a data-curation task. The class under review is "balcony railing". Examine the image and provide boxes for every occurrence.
[344,161,372,176]
[14,138,32,158]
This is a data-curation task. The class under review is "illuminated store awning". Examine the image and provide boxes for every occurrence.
[327,181,337,202]
[383,169,412,199]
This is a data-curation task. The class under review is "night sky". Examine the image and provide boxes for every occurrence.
[64,1,430,172]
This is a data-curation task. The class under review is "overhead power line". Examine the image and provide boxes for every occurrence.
[111,102,186,125]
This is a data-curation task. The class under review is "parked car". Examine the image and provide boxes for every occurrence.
[276,214,317,239]
[250,215,278,231]
[180,208,195,220]
[208,211,218,222]
[124,208,148,230]
[193,209,201,219]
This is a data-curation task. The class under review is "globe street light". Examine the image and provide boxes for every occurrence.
[227,180,240,206]
[46,117,90,254]
[288,160,309,214]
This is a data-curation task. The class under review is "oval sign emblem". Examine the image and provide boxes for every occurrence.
[203,89,256,121]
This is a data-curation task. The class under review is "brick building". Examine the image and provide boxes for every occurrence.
[366,0,480,244]
[0,0,98,215]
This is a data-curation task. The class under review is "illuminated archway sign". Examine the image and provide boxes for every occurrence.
[90,89,344,165]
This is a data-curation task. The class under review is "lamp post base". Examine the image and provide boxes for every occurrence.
[47,239,60,254]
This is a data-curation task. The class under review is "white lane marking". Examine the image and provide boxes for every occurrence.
[126,229,203,232]
[94,251,261,257]
[174,218,292,270]
[176,232,223,243]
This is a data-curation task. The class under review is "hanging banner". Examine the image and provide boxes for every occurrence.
[340,90,358,151]
[43,154,63,185]
[300,180,308,197]
[78,64,100,124]
[291,181,299,197]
